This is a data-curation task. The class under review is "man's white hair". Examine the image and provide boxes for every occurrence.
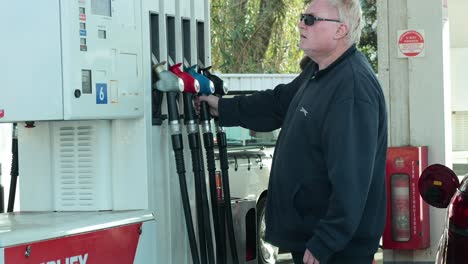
[327,0,364,45]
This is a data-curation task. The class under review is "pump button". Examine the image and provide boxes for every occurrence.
[74,89,82,98]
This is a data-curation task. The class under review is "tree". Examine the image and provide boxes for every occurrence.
[360,0,378,72]
[211,0,377,73]
[211,0,305,73]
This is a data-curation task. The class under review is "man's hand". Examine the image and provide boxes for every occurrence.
[303,249,320,264]
[196,95,220,117]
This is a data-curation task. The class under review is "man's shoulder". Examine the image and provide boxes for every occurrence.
[334,54,383,105]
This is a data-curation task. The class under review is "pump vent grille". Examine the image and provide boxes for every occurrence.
[453,111,468,151]
[54,124,96,209]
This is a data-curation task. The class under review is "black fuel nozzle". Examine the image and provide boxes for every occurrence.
[199,66,228,97]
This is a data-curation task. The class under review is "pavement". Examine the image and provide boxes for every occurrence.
[276,249,383,264]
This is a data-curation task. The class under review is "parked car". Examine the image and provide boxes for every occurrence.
[418,164,468,263]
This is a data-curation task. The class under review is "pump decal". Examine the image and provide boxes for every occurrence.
[80,29,87,36]
[96,83,108,104]
[0,109,4,118]
[4,223,142,264]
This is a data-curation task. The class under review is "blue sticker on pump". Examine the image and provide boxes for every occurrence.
[96,83,108,104]
[80,29,87,36]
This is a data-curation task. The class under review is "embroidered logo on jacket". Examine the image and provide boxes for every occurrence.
[300,107,308,116]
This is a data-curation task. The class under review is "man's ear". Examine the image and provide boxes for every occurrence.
[334,23,349,40]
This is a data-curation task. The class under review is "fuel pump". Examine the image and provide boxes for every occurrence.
[170,63,215,264]
[200,67,239,264]
[153,62,201,264]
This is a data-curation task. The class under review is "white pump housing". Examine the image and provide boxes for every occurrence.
[0,1,144,122]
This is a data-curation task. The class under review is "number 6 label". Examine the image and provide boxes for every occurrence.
[96,83,108,104]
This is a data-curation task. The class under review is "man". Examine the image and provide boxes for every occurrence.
[199,0,387,263]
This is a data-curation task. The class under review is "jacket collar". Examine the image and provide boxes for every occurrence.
[308,44,357,79]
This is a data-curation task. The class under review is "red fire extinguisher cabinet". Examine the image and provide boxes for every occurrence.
[382,146,430,249]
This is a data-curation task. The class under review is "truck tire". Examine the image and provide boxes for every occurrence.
[257,197,278,264]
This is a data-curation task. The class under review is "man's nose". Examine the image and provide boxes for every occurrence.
[298,19,306,29]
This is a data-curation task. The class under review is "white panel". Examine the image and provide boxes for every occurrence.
[61,0,144,120]
[194,0,206,20]
[134,220,157,264]
[165,0,176,15]
[144,0,159,13]
[449,0,468,48]
[151,124,190,264]
[18,121,113,212]
[452,112,468,151]
[451,48,468,111]
[18,122,54,211]
[453,151,468,164]
[51,121,112,211]
[111,119,149,210]
[179,0,191,18]
[219,74,298,92]
[0,1,144,122]
[0,211,153,247]
[0,2,63,122]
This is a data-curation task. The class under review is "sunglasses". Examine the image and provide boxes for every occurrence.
[300,14,341,26]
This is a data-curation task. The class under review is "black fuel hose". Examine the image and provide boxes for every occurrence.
[0,164,4,213]
[7,123,18,213]
[200,66,238,263]
[167,92,201,264]
[183,92,215,264]
[199,101,224,263]
[216,124,239,264]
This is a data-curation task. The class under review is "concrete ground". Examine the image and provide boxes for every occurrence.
[277,248,383,264]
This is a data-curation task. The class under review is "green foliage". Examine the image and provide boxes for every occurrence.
[210,0,377,73]
[359,0,378,72]
[211,0,306,73]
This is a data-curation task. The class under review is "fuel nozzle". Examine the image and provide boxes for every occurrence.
[187,65,215,126]
[187,65,214,96]
[153,61,184,123]
[199,66,228,133]
[199,66,228,96]
[170,63,200,94]
[153,61,184,93]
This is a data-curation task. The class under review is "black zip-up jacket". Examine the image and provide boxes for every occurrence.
[218,45,388,263]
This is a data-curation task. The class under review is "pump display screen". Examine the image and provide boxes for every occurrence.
[82,70,92,94]
[92,0,111,17]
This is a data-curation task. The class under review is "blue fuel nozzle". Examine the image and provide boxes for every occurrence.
[186,65,214,95]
